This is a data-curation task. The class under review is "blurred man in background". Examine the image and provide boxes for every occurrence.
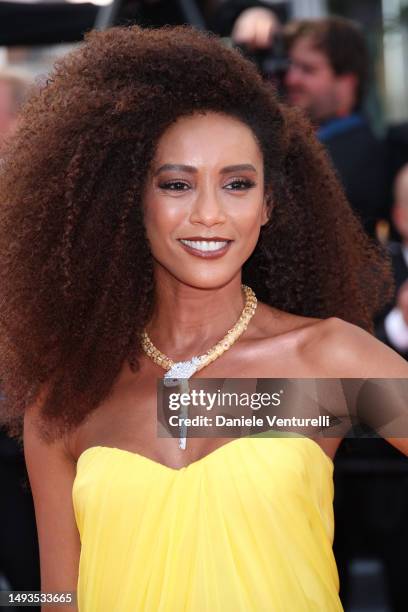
[376,164,408,360]
[283,16,388,239]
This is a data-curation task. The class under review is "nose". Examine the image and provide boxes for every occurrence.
[189,184,227,227]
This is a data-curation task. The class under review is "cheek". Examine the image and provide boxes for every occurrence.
[229,202,265,239]
[144,198,184,241]
[309,77,325,95]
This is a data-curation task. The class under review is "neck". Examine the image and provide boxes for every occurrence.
[145,270,247,361]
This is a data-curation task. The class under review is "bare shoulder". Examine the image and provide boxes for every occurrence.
[253,304,408,377]
[303,316,408,377]
[248,303,334,375]
[253,302,326,340]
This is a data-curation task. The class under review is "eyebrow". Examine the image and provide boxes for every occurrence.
[154,163,257,175]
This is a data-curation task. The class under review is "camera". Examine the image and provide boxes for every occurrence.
[233,32,290,96]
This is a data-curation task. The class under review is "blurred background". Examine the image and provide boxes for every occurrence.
[1,1,408,123]
[1,1,408,611]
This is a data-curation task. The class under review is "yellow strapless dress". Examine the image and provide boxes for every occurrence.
[72,435,343,611]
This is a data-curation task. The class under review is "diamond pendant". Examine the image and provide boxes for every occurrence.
[163,357,201,450]
[163,356,202,383]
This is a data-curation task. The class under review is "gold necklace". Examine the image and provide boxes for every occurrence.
[141,284,257,450]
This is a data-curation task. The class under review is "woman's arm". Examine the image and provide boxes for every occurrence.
[24,402,80,612]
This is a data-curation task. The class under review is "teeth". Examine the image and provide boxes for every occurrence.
[180,240,229,252]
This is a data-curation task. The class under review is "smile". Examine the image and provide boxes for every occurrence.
[178,239,232,258]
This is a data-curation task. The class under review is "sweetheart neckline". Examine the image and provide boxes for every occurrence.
[74,434,334,474]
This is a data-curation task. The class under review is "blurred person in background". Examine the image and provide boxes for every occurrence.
[0,68,40,610]
[283,16,388,239]
[211,1,287,43]
[125,0,288,42]
[376,164,408,361]
[366,164,408,610]
[217,0,330,48]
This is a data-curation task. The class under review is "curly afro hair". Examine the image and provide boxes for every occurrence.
[0,25,393,444]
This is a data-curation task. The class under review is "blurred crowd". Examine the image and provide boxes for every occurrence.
[0,2,408,611]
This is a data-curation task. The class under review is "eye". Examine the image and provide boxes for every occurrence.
[158,180,190,191]
[225,179,256,191]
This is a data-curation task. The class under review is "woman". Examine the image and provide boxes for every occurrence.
[0,25,407,612]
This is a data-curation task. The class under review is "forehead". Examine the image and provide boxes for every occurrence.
[152,112,263,166]
[289,36,331,68]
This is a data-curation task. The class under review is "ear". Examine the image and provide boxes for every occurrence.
[261,193,272,226]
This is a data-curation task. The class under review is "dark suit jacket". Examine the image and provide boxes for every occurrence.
[323,120,388,238]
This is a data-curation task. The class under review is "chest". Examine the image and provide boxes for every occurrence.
[71,333,340,467]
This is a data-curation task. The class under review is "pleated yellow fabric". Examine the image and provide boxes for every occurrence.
[72,435,343,611]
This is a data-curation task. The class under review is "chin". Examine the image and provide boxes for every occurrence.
[183,278,238,291]
[154,254,252,291]
[169,270,242,292]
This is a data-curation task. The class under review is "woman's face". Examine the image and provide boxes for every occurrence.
[143,112,269,289]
